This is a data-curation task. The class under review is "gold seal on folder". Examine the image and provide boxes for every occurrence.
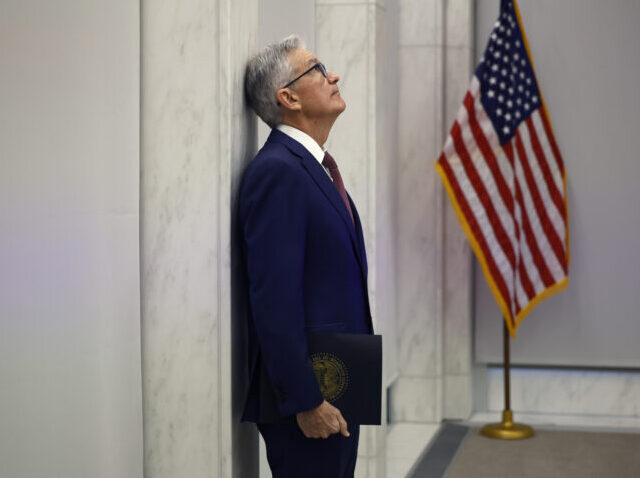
[311,352,349,402]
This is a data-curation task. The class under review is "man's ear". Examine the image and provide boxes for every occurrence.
[276,88,302,112]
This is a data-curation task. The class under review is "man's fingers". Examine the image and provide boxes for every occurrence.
[328,416,341,434]
[338,413,350,437]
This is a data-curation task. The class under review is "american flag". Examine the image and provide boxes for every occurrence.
[435,0,569,337]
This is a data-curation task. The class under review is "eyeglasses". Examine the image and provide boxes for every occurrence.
[281,62,328,89]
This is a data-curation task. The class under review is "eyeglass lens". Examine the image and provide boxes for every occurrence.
[315,63,327,78]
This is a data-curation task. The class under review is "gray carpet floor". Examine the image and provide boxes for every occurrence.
[411,424,640,478]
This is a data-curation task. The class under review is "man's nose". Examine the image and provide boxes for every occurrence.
[327,70,340,83]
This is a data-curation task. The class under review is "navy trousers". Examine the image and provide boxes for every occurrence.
[258,422,360,478]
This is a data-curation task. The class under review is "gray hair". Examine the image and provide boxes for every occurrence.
[245,35,304,128]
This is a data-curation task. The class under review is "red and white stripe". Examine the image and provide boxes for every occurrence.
[437,76,568,331]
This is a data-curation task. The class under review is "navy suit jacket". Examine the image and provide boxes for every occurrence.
[239,129,373,422]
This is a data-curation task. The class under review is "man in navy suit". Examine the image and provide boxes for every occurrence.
[239,35,373,477]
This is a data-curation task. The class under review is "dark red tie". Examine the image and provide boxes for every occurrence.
[322,152,355,226]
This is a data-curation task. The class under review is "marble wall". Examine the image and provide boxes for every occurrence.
[442,0,474,421]
[469,366,640,432]
[391,0,475,424]
[141,0,257,476]
[392,0,444,424]
[485,367,640,419]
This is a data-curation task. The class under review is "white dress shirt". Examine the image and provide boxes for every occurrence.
[277,124,332,180]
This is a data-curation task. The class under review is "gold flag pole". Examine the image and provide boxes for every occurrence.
[480,319,534,439]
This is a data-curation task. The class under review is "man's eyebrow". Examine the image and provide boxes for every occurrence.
[306,57,320,66]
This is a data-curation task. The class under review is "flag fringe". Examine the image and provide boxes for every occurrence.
[514,275,568,332]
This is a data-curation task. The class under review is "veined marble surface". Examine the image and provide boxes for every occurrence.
[441,0,474,420]
[141,0,258,476]
[395,44,442,379]
[485,366,640,418]
[399,0,442,46]
[374,0,400,387]
[445,0,472,48]
[141,0,222,468]
[392,0,476,425]
[391,377,440,423]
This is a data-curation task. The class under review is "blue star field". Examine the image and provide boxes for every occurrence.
[475,0,542,146]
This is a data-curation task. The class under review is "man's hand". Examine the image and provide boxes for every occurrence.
[296,400,350,439]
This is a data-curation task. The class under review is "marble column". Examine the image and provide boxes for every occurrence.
[391,0,474,424]
[391,0,446,424]
[442,0,474,420]
[141,0,258,477]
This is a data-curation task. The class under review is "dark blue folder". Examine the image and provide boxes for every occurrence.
[259,333,382,425]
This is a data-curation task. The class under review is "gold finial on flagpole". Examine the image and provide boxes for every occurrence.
[480,319,534,440]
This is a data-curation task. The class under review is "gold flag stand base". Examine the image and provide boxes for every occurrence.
[480,410,534,440]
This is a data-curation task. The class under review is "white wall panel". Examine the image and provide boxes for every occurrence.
[0,1,142,477]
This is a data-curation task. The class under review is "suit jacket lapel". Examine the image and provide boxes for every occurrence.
[348,193,367,278]
[269,130,364,273]
[348,192,372,329]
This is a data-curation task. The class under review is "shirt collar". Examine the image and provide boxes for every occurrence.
[276,124,325,166]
